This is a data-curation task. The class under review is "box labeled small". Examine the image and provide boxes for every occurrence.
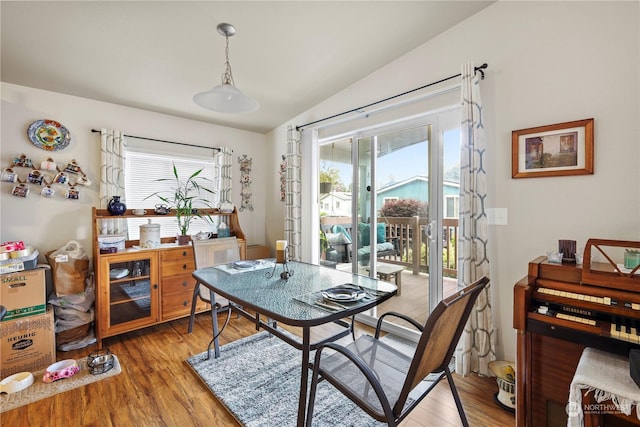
[0,268,47,321]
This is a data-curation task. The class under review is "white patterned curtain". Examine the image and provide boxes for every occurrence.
[285,126,302,260]
[455,63,496,377]
[99,129,128,236]
[218,146,233,205]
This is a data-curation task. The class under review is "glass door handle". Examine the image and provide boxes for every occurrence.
[426,221,436,241]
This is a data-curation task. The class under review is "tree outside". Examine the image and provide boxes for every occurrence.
[380,198,428,218]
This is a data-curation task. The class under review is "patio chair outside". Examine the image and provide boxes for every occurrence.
[305,276,490,427]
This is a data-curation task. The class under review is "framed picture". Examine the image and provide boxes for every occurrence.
[512,118,594,178]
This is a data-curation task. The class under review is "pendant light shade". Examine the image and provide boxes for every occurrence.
[194,23,259,114]
[194,84,259,114]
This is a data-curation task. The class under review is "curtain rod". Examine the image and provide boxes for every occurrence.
[295,63,488,131]
[90,129,221,153]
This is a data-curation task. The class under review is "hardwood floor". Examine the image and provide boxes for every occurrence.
[2,312,515,427]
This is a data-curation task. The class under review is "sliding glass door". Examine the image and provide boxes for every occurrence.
[317,109,460,333]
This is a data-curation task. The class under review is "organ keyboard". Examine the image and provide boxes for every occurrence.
[514,238,640,427]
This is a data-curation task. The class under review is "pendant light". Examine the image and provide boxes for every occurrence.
[194,23,259,114]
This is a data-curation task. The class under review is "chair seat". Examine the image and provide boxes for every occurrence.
[318,335,413,417]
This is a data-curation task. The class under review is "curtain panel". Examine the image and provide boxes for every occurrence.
[455,63,496,377]
[99,128,128,236]
[285,126,302,261]
[219,146,233,205]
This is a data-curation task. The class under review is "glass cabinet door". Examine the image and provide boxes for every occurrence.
[102,252,158,333]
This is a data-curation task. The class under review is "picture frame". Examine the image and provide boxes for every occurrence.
[512,118,594,178]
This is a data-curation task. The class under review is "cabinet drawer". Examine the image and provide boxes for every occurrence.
[162,291,208,320]
[161,275,207,320]
[161,247,194,262]
[162,273,195,293]
[161,258,195,277]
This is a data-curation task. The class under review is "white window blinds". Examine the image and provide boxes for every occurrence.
[124,142,221,240]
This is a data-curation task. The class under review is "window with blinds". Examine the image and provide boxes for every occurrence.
[124,143,221,240]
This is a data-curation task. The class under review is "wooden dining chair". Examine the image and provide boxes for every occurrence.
[305,276,490,427]
[187,237,240,358]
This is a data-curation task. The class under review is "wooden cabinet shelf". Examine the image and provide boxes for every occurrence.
[92,207,246,348]
[109,276,150,285]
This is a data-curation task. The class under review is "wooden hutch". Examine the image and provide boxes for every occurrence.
[92,207,246,348]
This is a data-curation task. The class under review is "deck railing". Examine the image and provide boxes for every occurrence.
[379,216,458,277]
[320,215,458,277]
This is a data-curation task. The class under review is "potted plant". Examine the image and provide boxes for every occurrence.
[319,166,340,194]
[145,164,215,245]
[319,228,328,260]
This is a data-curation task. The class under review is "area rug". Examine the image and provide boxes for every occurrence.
[187,331,438,427]
[0,355,121,413]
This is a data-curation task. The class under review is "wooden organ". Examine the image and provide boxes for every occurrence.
[514,239,640,427]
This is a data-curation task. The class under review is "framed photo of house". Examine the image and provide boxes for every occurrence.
[512,118,594,178]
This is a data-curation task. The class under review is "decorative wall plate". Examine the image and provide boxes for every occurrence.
[27,119,71,151]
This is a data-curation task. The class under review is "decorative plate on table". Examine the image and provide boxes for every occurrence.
[27,119,71,151]
[232,260,259,269]
[322,286,366,303]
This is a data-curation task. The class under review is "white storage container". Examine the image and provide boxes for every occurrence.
[139,220,160,249]
[98,234,126,252]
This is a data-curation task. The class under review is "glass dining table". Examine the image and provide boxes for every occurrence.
[192,260,397,427]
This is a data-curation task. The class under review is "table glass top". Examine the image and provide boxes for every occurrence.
[192,261,397,325]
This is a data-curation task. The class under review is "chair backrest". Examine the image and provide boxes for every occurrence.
[394,276,490,413]
[192,237,241,270]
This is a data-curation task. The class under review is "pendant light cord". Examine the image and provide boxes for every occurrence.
[221,35,235,86]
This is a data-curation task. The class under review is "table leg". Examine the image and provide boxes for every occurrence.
[395,271,402,295]
[207,289,221,359]
[297,327,311,427]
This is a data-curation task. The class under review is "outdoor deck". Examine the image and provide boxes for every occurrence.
[375,270,458,325]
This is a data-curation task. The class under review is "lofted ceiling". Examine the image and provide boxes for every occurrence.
[1,1,493,134]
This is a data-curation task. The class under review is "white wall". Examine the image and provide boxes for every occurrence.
[1,83,267,267]
[266,1,640,361]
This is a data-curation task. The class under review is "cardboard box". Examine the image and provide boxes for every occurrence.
[0,268,46,321]
[1,309,56,378]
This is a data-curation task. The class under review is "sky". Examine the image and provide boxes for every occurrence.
[329,129,460,188]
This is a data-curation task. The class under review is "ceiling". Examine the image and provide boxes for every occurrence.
[1,1,493,134]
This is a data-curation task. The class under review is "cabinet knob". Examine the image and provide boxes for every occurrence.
[183,300,188,307]
[153,284,158,289]
[182,251,187,257]
[182,264,187,270]
[182,280,187,287]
